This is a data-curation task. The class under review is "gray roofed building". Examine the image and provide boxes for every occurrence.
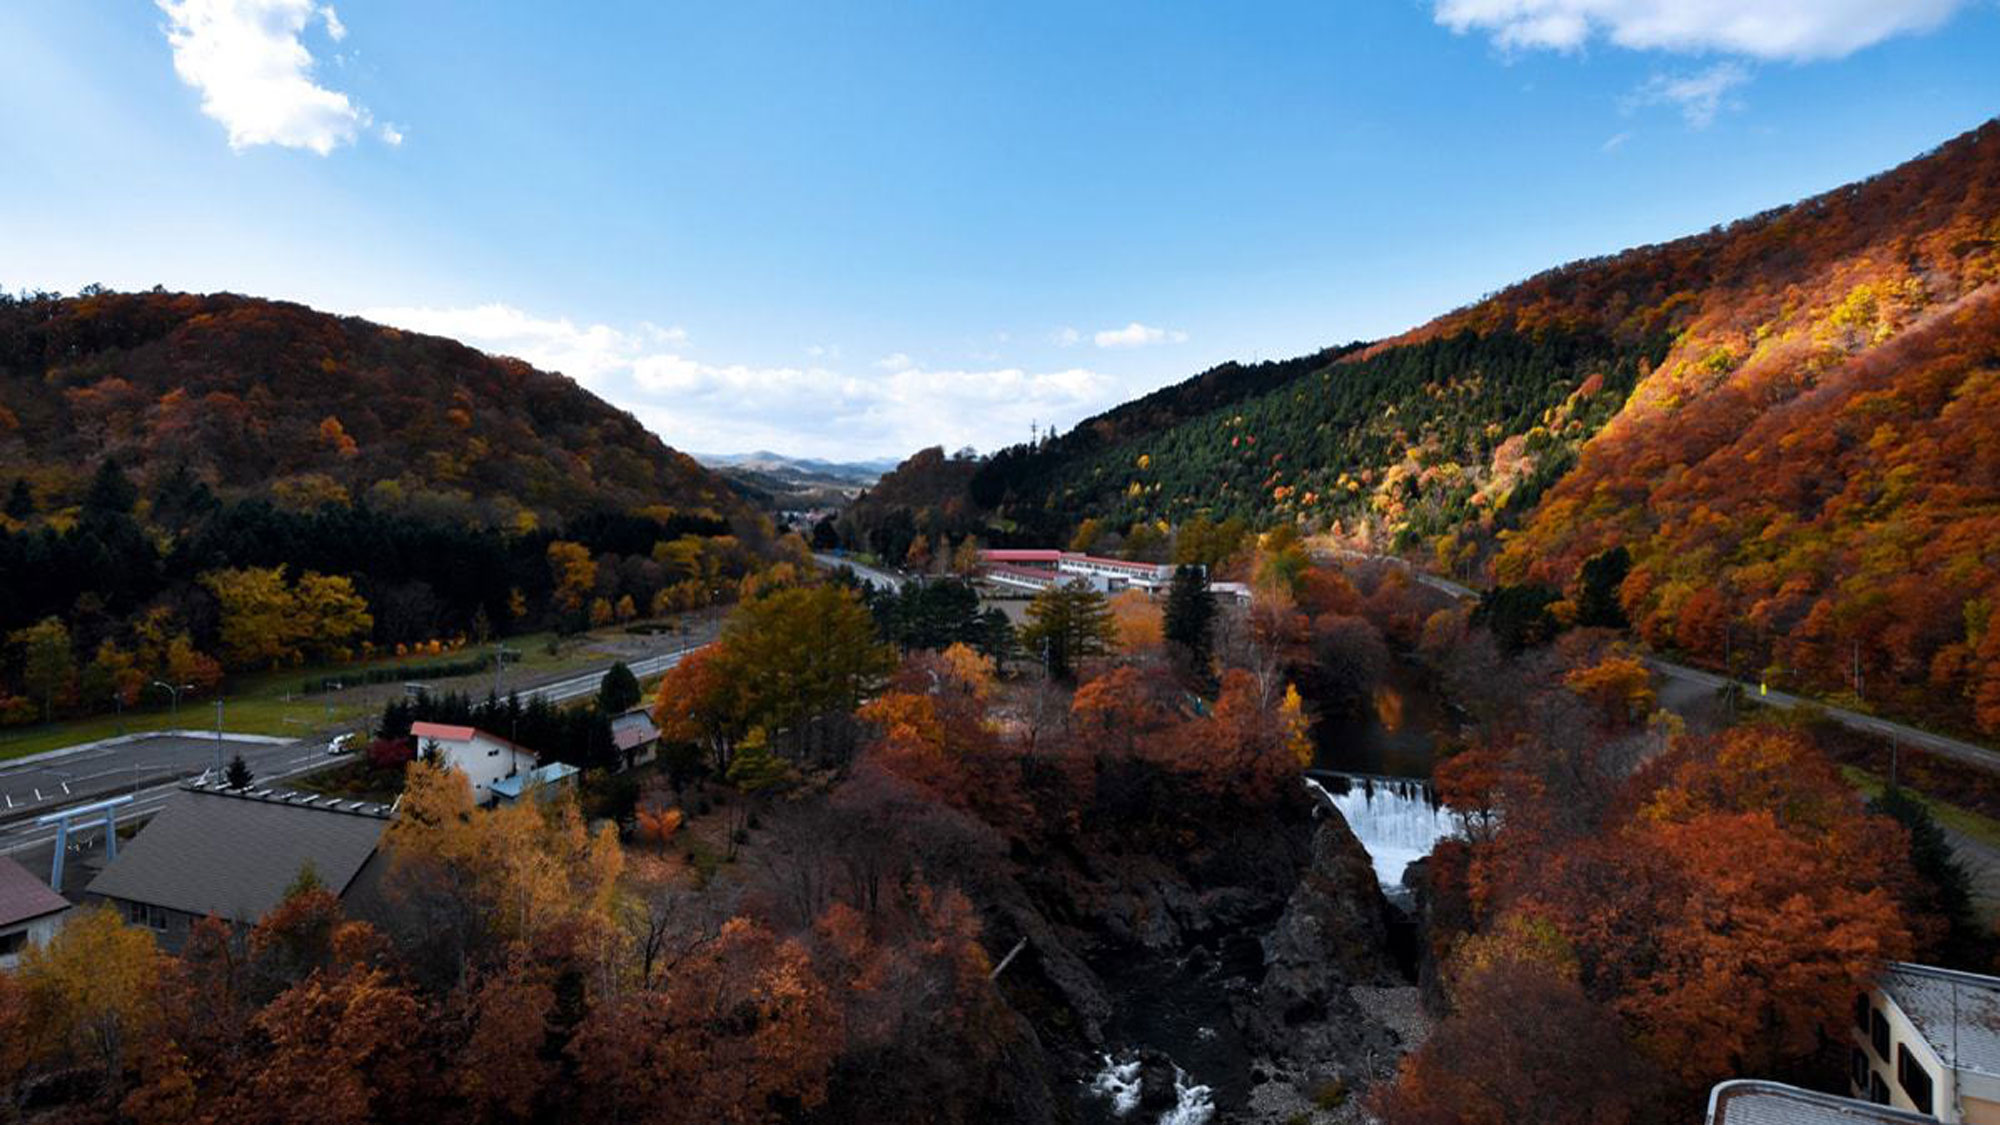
[1851,961,2000,1122]
[610,708,659,768]
[1881,963,2000,1082]
[1707,1080,1940,1124]
[0,855,70,968]
[85,780,393,952]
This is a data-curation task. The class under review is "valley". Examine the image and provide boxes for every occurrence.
[5,14,2000,1122]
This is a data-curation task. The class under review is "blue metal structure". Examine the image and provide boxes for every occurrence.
[35,794,135,891]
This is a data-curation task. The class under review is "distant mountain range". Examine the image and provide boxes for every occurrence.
[694,451,899,481]
[692,451,897,512]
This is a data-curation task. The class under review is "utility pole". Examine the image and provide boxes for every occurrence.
[213,698,225,777]
[1853,640,1864,702]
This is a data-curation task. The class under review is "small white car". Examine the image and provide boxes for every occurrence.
[326,733,357,756]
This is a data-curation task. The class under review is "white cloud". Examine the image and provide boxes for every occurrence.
[359,303,1128,460]
[1626,61,1749,127]
[874,352,915,372]
[1052,326,1083,348]
[1093,321,1189,349]
[157,0,380,154]
[1600,129,1633,151]
[1433,0,1968,61]
[361,303,667,391]
[379,122,404,146]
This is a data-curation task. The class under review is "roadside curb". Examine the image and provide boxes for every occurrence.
[0,729,293,773]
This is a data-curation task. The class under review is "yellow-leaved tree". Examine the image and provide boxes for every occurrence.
[546,541,597,615]
[16,905,164,1093]
[384,760,624,974]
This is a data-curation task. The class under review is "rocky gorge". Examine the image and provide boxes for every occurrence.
[967,785,1425,1125]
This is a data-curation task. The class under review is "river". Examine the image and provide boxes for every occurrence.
[1078,663,1456,1125]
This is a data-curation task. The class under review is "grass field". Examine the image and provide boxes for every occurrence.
[1841,765,2000,852]
[0,628,644,763]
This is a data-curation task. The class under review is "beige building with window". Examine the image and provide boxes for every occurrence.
[1850,963,2000,1123]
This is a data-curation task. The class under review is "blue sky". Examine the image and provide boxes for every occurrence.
[2,1,1997,460]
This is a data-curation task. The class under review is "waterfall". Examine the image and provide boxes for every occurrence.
[1306,774,1454,891]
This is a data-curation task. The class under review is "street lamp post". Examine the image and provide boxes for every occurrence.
[151,680,195,715]
[213,698,225,777]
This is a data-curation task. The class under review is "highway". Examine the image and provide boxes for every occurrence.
[813,552,907,591]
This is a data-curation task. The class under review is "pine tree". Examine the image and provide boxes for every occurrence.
[1574,545,1631,629]
[1163,565,1215,684]
[1018,582,1116,682]
[82,457,138,515]
[3,477,32,519]
[225,753,253,789]
[598,661,641,714]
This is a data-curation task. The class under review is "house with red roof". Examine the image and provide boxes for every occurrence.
[410,721,536,805]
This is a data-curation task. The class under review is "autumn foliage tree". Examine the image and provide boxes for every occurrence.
[201,565,373,669]
[570,918,839,1125]
[1403,715,1922,1114]
[1379,924,1659,1125]
[14,905,165,1097]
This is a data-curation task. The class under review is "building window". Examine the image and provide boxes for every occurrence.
[122,901,169,931]
[1897,1044,1934,1115]
[1854,993,1871,1034]
[0,930,25,957]
[1868,1072,1890,1105]
[1849,1046,1870,1093]
[1870,1008,1891,1060]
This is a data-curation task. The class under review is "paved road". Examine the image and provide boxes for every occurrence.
[0,733,304,821]
[813,553,906,591]
[512,645,702,705]
[0,740,341,860]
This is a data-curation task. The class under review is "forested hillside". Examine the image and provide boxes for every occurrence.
[959,118,2000,732]
[0,290,778,726]
[0,289,741,528]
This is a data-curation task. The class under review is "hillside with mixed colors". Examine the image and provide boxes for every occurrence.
[0,289,742,530]
[955,119,2000,732]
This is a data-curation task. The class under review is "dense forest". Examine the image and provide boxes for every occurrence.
[0,292,781,725]
[0,289,743,528]
[970,328,1671,546]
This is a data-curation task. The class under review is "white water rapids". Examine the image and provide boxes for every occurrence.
[1089,1053,1215,1125]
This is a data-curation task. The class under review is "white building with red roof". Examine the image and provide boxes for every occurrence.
[410,721,536,805]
